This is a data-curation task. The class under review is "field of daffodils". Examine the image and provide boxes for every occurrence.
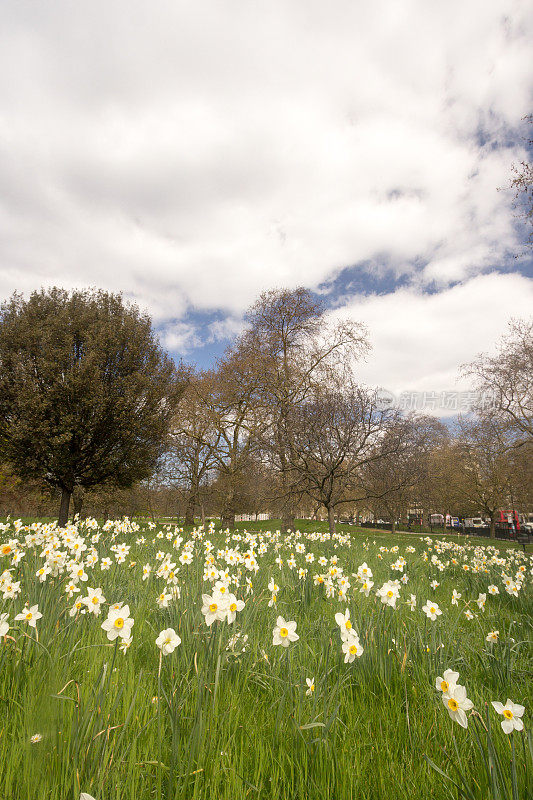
[0,517,531,800]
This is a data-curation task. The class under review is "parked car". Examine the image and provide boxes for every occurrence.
[518,514,533,534]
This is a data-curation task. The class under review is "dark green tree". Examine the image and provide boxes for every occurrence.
[0,287,185,525]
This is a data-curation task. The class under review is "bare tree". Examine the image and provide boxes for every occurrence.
[507,440,533,513]
[365,415,447,534]
[508,114,532,253]
[463,318,533,445]
[235,287,368,530]
[282,381,407,534]
[167,371,220,526]
[458,414,516,538]
[416,436,475,522]
[199,351,265,528]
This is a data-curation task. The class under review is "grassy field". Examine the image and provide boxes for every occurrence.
[0,517,531,800]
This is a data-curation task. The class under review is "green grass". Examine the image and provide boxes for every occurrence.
[0,519,531,799]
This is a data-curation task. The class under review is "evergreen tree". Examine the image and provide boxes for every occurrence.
[0,287,185,525]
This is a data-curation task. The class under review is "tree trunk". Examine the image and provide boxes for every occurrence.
[490,512,496,539]
[73,487,85,519]
[327,506,336,535]
[58,488,71,527]
[201,503,206,529]
[391,519,396,535]
[221,511,235,529]
[281,510,295,531]
[184,500,195,527]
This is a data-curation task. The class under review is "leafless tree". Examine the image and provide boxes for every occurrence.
[198,351,267,528]
[508,114,532,253]
[166,371,220,526]
[235,287,368,530]
[458,414,517,538]
[365,415,447,533]
[463,318,533,445]
[280,380,410,534]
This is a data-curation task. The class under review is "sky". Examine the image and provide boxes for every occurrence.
[0,0,532,416]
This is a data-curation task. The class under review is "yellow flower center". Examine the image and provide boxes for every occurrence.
[77,569,83,576]
[25,612,32,620]
[219,586,226,593]
[230,603,237,612]
[430,607,436,614]
[91,597,98,604]
[387,591,393,598]
[503,709,513,720]
[114,618,124,629]
[349,644,357,655]
[440,680,449,692]
[2,545,12,555]
[279,627,288,638]
[345,620,352,629]
[209,603,217,613]
[448,698,459,711]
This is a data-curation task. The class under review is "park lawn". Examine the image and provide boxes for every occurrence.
[0,518,531,800]
[4,515,529,552]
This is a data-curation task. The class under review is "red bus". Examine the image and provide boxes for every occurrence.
[495,510,520,535]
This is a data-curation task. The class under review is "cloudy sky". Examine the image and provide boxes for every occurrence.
[1,0,532,412]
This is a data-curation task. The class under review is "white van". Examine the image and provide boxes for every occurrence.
[465,517,487,528]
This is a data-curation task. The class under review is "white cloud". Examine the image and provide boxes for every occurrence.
[206,317,247,344]
[159,321,202,354]
[0,0,531,324]
[330,272,533,413]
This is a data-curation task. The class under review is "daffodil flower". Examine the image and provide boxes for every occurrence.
[491,699,525,733]
[272,616,299,647]
[156,628,181,655]
[442,684,473,728]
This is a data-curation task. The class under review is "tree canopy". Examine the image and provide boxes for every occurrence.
[0,287,185,524]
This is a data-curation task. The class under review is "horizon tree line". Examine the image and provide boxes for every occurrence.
[0,286,531,536]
